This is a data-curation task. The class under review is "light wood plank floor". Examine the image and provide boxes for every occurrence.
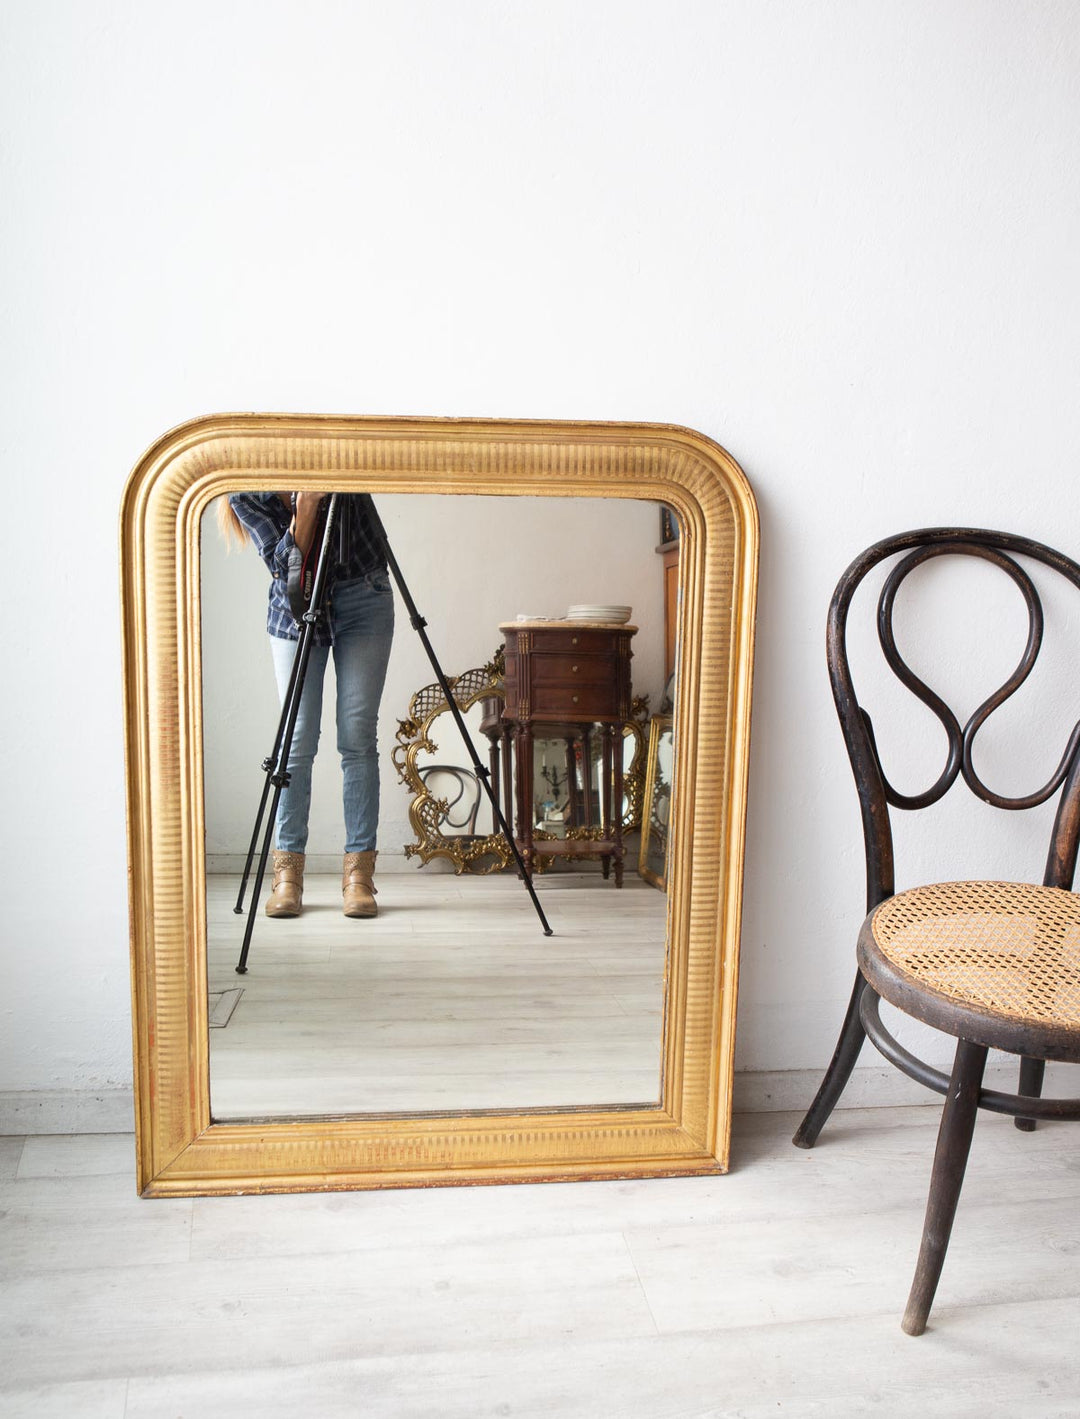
[2,1106,1079,1416]
[208,871,668,1118]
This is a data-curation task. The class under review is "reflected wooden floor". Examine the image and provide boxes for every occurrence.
[207,871,667,1118]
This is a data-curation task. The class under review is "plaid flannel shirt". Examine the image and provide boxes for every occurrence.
[229,492,387,643]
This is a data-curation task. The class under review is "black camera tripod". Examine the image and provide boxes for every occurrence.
[233,493,552,972]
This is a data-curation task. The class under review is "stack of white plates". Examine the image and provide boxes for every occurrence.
[566,604,632,623]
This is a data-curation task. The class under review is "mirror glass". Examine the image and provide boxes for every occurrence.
[533,725,644,838]
[200,493,676,1119]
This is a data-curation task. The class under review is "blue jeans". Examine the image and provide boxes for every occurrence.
[269,571,394,854]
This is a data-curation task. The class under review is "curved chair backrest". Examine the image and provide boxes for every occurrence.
[418,764,482,835]
[827,528,1080,912]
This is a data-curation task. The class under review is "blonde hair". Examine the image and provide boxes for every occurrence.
[215,496,249,550]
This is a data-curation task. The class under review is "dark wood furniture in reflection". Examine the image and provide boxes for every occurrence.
[479,703,603,844]
[479,694,514,836]
[499,620,636,885]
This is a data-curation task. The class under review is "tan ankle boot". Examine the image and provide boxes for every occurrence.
[265,850,304,918]
[342,850,378,918]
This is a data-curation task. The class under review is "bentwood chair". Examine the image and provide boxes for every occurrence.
[794,528,1080,1335]
[417,764,483,836]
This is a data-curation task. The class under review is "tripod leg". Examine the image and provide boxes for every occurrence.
[364,497,553,935]
[234,773,274,914]
[235,632,320,971]
[236,781,283,974]
[234,621,309,913]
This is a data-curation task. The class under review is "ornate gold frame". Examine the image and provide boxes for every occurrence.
[391,648,514,874]
[120,414,758,1196]
[620,698,652,834]
[394,670,651,875]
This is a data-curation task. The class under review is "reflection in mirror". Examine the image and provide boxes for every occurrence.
[393,655,514,873]
[416,705,488,838]
[200,494,677,1120]
[419,766,481,835]
[533,709,649,841]
[640,715,674,890]
[396,668,650,866]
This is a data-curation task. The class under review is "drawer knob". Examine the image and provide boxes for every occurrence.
[572,694,579,704]
[572,664,579,673]
[571,637,578,645]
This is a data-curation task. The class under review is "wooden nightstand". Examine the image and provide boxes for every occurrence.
[498,620,637,885]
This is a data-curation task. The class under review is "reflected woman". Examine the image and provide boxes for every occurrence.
[219,492,394,919]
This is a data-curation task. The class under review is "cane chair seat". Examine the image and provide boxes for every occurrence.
[858,882,1080,1061]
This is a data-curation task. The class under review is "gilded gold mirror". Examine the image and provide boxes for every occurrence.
[120,414,757,1195]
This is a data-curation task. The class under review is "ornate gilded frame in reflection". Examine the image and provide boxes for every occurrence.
[621,697,651,834]
[120,414,758,1196]
[639,714,674,890]
[395,676,649,877]
[392,647,514,875]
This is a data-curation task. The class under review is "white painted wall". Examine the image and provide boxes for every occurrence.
[3,1,1079,1120]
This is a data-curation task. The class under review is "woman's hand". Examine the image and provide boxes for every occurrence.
[291,492,324,556]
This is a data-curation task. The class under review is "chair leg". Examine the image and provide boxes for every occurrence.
[792,971,868,1149]
[902,1037,988,1336]
[1014,1056,1046,1133]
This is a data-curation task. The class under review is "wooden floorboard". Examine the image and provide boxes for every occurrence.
[2,1107,1078,1415]
[207,871,668,1117]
